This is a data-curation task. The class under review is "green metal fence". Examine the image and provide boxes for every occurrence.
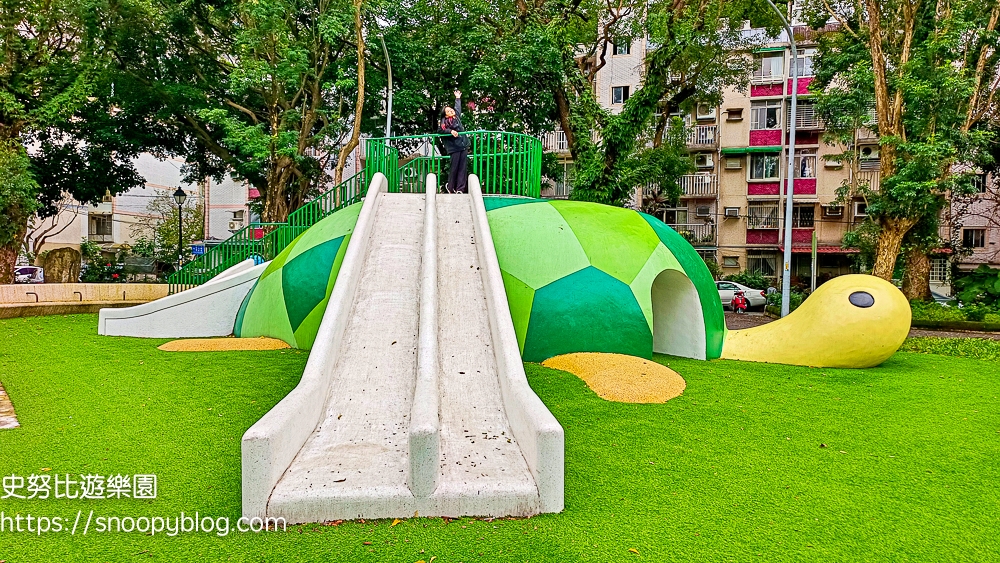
[167,131,541,293]
[366,131,542,197]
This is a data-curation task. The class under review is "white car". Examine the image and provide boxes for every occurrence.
[716,280,766,310]
[14,266,44,284]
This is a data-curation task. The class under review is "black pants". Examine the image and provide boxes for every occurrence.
[447,150,469,193]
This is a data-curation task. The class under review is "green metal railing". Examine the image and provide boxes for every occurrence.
[365,131,542,197]
[167,222,284,293]
[168,131,541,293]
[287,171,366,226]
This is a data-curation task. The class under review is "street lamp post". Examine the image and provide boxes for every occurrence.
[379,34,393,138]
[765,0,799,317]
[173,187,187,268]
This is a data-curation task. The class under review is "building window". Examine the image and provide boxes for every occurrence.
[971,173,988,193]
[749,153,780,180]
[231,210,245,222]
[612,42,630,55]
[795,48,816,77]
[747,203,779,229]
[726,108,744,121]
[751,100,782,130]
[963,228,986,248]
[794,149,817,178]
[930,257,949,282]
[611,85,630,104]
[753,52,784,82]
[788,100,821,128]
[89,215,113,242]
[792,205,815,228]
[697,250,717,264]
[722,255,740,268]
[747,250,778,278]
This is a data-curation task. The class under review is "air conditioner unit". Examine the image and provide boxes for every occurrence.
[860,146,879,160]
[696,103,717,120]
[824,159,843,168]
[696,205,711,217]
[228,221,243,231]
[695,154,714,168]
[724,207,741,218]
[724,156,743,170]
[824,205,844,217]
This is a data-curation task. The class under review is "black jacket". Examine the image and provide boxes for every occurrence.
[440,97,471,154]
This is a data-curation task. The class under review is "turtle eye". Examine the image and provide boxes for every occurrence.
[849,291,875,308]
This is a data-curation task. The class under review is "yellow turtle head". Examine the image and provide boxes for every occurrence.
[722,274,911,368]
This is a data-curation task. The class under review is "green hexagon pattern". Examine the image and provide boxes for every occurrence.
[233,202,362,349]
[234,196,724,360]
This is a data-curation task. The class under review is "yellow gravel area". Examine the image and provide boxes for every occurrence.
[158,337,291,352]
[541,352,686,403]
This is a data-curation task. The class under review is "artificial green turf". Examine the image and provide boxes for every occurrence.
[901,335,1000,361]
[1,315,998,561]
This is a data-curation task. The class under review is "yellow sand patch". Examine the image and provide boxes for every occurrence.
[541,352,685,403]
[158,337,291,352]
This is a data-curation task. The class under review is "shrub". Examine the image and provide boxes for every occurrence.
[766,291,805,314]
[724,271,771,291]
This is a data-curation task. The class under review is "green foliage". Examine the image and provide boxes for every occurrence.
[953,264,1000,307]
[900,337,1000,362]
[79,239,103,263]
[909,297,1000,323]
[724,270,771,291]
[80,260,126,283]
[766,290,805,313]
[0,145,39,248]
[129,192,205,264]
[702,255,722,280]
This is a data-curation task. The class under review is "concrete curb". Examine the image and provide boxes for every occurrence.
[409,174,441,498]
[468,177,565,513]
[98,260,267,338]
[241,173,388,520]
[1,301,149,319]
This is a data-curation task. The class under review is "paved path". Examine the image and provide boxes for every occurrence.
[723,312,1000,340]
[0,381,19,429]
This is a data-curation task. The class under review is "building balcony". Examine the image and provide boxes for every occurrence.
[855,169,880,191]
[679,174,718,197]
[88,233,114,243]
[667,223,716,246]
[542,130,570,153]
[686,125,717,147]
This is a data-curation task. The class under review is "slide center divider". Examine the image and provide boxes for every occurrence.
[409,174,441,497]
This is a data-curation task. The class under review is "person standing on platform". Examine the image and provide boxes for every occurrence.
[440,89,470,193]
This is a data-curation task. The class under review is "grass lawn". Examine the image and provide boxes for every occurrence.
[1,314,998,562]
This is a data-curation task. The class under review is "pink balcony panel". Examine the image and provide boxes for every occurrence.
[750,129,782,145]
[792,228,814,244]
[248,188,261,199]
[791,178,817,194]
[748,182,780,196]
[787,77,814,95]
[790,131,821,145]
[746,230,780,245]
[751,84,783,97]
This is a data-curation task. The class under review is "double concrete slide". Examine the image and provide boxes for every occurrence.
[102,174,564,522]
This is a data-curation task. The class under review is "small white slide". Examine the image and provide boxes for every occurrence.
[99,259,267,338]
[242,174,563,522]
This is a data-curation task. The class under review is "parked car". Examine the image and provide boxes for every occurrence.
[14,266,44,284]
[716,280,766,310]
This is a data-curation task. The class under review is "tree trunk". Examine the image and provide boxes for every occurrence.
[871,216,918,280]
[553,86,576,157]
[0,237,23,284]
[901,246,932,301]
[262,157,294,223]
[333,0,366,194]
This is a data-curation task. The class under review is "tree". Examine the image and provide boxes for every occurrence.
[1,0,146,283]
[102,0,363,223]
[805,0,1000,284]
[130,191,205,265]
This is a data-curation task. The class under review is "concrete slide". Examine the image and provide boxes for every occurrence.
[99,259,267,338]
[243,174,563,522]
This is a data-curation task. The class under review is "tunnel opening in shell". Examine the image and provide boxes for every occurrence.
[651,269,707,360]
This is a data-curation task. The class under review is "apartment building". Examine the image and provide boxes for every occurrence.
[542,27,997,292]
[29,155,252,256]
